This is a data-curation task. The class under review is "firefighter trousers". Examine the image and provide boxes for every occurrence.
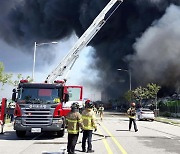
[82,130,93,151]
[129,118,138,131]
[67,133,79,154]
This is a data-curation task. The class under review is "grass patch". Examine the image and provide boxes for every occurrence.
[155,117,180,125]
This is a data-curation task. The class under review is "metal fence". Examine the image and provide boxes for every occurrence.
[158,100,180,117]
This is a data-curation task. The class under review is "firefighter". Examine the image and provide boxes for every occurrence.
[81,101,97,153]
[8,102,15,123]
[127,102,138,132]
[93,105,98,114]
[98,104,104,120]
[66,102,83,154]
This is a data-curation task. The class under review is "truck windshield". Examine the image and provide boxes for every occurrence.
[18,88,59,104]
[67,88,81,101]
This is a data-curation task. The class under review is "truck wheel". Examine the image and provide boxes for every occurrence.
[16,130,26,137]
[57,129,65,137]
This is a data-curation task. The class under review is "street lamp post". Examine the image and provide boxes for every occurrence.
[32,41,58,81]
[32,42,37,82]
[117,68,131,91]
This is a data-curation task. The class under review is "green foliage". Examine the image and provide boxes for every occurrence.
[0,62,33,90]
[146,83,161,99]
[124,90,135,102]
[132,86,149,105]
[0,62,12,88]
[124,83,161,106]
[132,83,161,101]
[166,100,180,107]
[9,74,33,87]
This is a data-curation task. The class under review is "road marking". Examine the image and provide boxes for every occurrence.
[98,129,113,154]
[101,123,127,154]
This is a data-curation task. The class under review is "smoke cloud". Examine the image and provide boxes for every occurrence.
[0,0,180,98]
[131,4,180,89]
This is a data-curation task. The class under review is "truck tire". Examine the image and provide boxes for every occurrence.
[57,129,65,137]
[16,130,26,137]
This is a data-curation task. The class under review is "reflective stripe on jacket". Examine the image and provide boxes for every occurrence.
[66,112,83,134]
[127,107,136,119]
[82,109,97,130]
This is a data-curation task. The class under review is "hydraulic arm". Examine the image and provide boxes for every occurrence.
[45,0,123,83]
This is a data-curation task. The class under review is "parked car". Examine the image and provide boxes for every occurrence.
[136,108,155,121]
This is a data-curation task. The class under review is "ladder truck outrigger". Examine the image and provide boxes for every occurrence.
[11,0,123,138]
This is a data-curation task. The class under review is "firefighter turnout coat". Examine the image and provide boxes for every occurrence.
[66,111,83,134]
[82,109,97,130]
[127,107,136,119]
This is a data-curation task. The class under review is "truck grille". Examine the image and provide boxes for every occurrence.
[21,108,53,126]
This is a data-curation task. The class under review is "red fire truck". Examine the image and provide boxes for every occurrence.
[12,0,123,138]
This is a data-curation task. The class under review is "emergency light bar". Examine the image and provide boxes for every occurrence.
[20,80,28,83]
[54,80,65,84]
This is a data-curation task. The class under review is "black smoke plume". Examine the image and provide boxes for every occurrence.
[1,0,180,98]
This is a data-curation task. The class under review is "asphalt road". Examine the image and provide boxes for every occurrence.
[0,112,180,154]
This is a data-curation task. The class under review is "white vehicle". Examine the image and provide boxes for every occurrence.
[136,108,155,121]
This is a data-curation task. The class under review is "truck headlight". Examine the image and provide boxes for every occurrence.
[53,120,62,124]
[15,119,21,124]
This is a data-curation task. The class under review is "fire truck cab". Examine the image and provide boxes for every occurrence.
[12,80,69,137]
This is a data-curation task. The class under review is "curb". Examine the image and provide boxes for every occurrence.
[155,118,180,127]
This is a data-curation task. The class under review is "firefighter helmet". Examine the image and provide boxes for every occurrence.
[87,101,93,109]
[85,99,91,108]
[85,99,91,104]
[131,102,136,107]
[71,102,79,110]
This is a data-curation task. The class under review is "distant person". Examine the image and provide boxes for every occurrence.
[8,102,15,123]
[66,102,83,154]
[127,102,138,132]
[93,105,98,114]
[98,104,104,121]
[81,101,97,153]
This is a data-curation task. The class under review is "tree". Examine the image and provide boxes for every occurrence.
[128,83,161,108]
[146,83,161,109]
[147,83,161,99]
[132,86,149,107]
[124,90,135,102]
[0,62,12,88]
[9,74,33,87]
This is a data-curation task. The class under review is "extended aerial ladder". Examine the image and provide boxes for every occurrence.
[45,0,123,83]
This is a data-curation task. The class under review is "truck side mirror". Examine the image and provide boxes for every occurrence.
[64,93,69,103]
[12,89,17,102]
